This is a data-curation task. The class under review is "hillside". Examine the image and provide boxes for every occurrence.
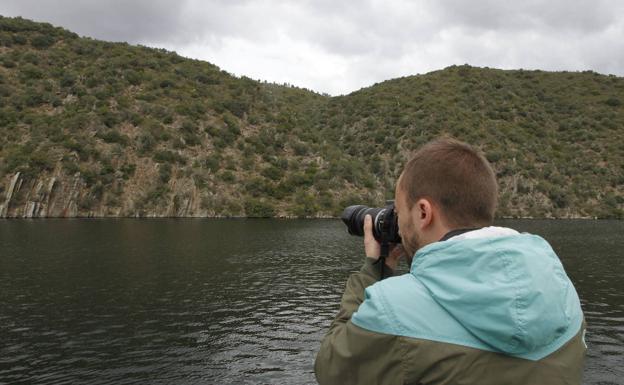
[0,16,623,218]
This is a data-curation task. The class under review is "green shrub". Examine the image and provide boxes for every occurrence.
[222,99,248,118]
[99,162,116,185]
[80,167,98,186]
[244,177,271,197]
[145,186,170,204]
[62,139,89,159]
[62,156,80,174]
[4,145,31,173]
[548,187,569,209]
[30,34,55,49]
[79,194,97,210]
[12,34,27,45]
[60,72,76,88]
[172,137,186,149]
[159,163,172,183]
[124,70,142,86]
[224,113,240,134]
[97,130,129,145]
[203,154,221,171]
[605,97,621,107]
[137,134,155,154]
[120,163,136,179]
[219,170,236,182]
[183,133,201,146]
[29,150,54,172]
[142,120,170,141]
[159,78,175,88]
[154,150,186,165]
[193,174,207,188]
[244,198,275,217]
[292,141,309,155]
[262,165,284,181]
[22,88,45,107]
[1,57,16,68]
[175,101,206,118]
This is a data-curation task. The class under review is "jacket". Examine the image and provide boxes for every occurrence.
[315,227,586,384]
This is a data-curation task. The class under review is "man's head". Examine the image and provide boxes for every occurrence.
[395,138,498,259]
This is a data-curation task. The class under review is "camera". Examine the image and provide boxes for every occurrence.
[341,201,401,244]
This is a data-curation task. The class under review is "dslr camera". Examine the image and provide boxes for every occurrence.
[341,201,401,244]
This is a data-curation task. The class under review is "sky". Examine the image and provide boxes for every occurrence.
[1,0,623,95]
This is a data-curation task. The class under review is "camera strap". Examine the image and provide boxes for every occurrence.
[376,238,390,279]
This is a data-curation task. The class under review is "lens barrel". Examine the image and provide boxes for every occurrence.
[341,203,401,243]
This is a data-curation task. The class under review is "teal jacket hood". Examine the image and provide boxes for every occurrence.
[352,227,584,359]
[409,227,583,357]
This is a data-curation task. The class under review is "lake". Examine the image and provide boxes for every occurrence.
[0,219,622,384]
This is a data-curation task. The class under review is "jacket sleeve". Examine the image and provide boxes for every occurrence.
[314,258,405,385]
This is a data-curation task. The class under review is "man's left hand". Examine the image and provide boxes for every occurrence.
[364,214,406,270]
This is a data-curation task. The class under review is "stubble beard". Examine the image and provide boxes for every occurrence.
[402,229,421,268]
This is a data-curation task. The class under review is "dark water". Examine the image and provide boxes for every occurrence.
[0,219,622,384]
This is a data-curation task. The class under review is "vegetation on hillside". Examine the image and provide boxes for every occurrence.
[321,66,624,218]
[0,16,622,218]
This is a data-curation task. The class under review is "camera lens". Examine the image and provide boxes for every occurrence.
[341,204,400,243]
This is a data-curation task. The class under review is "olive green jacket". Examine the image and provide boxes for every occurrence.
[315,230,586,385]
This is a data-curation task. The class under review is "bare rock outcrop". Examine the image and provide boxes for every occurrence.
[0,172,211,218]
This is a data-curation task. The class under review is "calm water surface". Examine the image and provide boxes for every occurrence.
[0,219,622,384]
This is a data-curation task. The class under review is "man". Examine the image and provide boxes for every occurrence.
[315,138,586,385]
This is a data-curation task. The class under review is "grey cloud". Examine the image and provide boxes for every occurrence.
[1,0,623,95]
[0,1,288,48]
[285,1,440,58]
[0,0,190,43]
[430,0,622,34]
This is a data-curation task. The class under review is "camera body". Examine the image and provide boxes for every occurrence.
[341,201,401,244]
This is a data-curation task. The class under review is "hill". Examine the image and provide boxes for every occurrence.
[0,16,622,218]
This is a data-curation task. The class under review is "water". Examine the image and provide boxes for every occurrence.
[0,219,622,384]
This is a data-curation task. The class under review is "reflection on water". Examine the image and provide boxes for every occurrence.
[0,219,622,384]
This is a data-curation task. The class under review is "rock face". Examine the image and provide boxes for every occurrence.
[1,172,80,218]
[0,173,22,218]
[0,172,208,218]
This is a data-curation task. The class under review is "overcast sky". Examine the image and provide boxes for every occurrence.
[1,0,623,95]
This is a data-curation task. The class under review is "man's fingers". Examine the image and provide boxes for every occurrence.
[364,215,373,241]
[363,214,381,259]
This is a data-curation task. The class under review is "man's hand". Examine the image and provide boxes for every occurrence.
[364,214,381,258]
[364,215,405,271]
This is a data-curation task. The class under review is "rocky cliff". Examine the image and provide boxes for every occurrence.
[0,169,210,218]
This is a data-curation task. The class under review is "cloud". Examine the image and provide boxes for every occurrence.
[432,0,621,34]
[0,0,190,43]
[1,0,623,95]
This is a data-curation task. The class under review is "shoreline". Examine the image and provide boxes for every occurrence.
[0,216,614,220]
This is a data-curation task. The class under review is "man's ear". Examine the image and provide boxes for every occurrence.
[412,198,433,230]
